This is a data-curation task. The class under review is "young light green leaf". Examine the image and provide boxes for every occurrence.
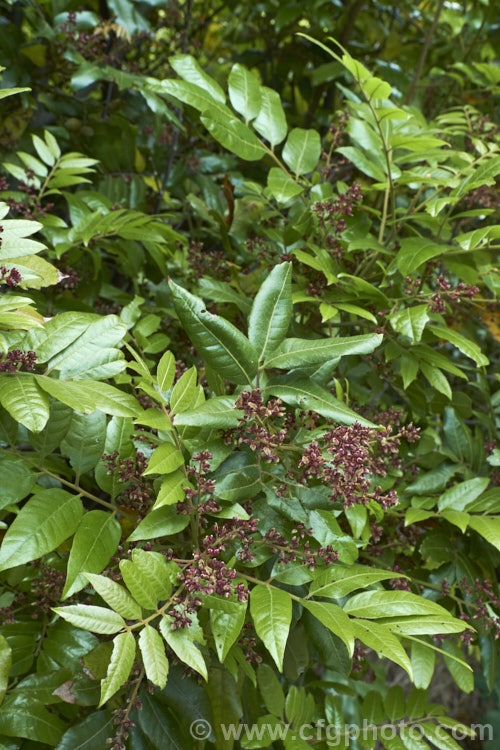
[127,505,190,541]
[0,489,83,572]
[53,605,126,634]
[228,63,262,122]
[248,262,292,362]
[63,511,121,598]
[152,470,186,509]
[211,601,247,662]
[170,54,226,103]
[267,168,304,203]
[0,635,11,705]
[250,585,292,670]
[352,620,412,678]
[310,565,406,599]
[169,279,258,384]
[420,362,452,399]
[282,128,321,175]
[83,574,142,620]
[157,350,176,392]
[169,366,197,414]
[253,86,287,147]
[0,373,49,432]
[468,516,500,553]
[99,631,136,705]
[139,626,169,689]
[131,549,173,601]
[119,559,159,610]
[159,617,208,679]
[143,442,184,475]
[343,590,458,620]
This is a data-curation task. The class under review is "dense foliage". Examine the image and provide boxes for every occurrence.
[0,1,500,748]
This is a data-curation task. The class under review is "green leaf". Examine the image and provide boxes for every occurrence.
[427,324,489,367]
[250,585,292,670]
[157,350,176,392]
[228,63,262,122]
[211,601,247,662]
[420,723,463,750]
[0,489,83,571]
[35,376,97,414]
[0,635,11,706]
[143,442,184,475]
[0,696,65,746]
[169,279,258,384]
[257,663,285,717]
[63,512,121,598]
[170,53,226,103]
[282,128,321,175]
[468,516,500,553]
[99,631,136,705]
[378,616,466,635]
[384,685,405,721]
[83,574,142,620]
[0,373,49,432]
[442,640,474,693]
[170,366,197,414]
[127,506,190,541]
[174,396,242,428]
[262,333,382,369]
[302,600,354,656]
[119,559,160,610]
[264,376,376,427]
[396,238,447,276]
[352,620,412,677]
[159,617,208,679]
[131,549,173,601]
[343,590,457,620]
[267,169,304,203]
[438,477,489,511]
[139,626,169,689]
[159,79,232,120]
[60,410,107,475]
[64,380,140,417]
[53,605,126,634]
[420,362,451,399]
[0,459,36,510]
[201,115,266,161]
[55,711,114,750]
[310,565,406,599]
[152,470,186,509]
[253,86,287,147]
[390,305,430,343]
[248,263,292,362]
[411,639,435,689]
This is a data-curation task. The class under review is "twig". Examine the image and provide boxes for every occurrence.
[405,0,445,106]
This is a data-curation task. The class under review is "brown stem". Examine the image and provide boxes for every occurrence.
[405,0,446,106]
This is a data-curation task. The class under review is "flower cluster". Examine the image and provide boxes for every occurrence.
[312,184,363,259]
[187,240,226,279]
[0,349,37,373]
[263,525,339,569]
[298,423,400,509]
[0,264,22,288]
[429,274,479,313]
[4,170,54,220]
[446,576,500,642]
[102,451,152,516]
[223,389,286,464]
